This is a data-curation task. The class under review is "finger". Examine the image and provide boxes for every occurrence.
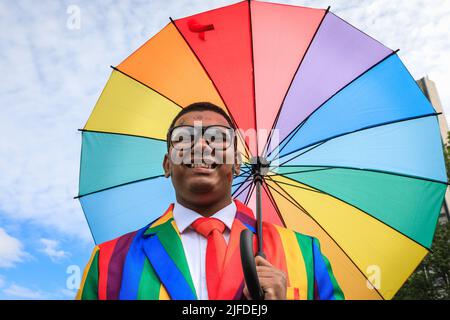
[255,272,280,279]
[261,286,276,300]
[256,266,287,279]
[256,270,285,281]
[256,266,280,273]
[257,268,286,278]
[258,278,286,300]
[255,255,273,267]
[258,277,284,290]
[256,272,286,284]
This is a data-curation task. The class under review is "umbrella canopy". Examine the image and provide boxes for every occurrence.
[77,0,448,300]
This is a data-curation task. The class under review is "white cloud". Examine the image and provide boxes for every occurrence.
[0,228,28,268]
[59,288,77,299]
[0,277,76,300]
[2,284,48,300]
[39,239,69,262]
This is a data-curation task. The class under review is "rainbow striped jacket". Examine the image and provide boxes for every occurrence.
[77,199,344,300]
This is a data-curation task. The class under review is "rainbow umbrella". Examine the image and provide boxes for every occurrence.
[77,0,448,300]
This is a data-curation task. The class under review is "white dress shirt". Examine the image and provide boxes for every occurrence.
[172,200,237,300]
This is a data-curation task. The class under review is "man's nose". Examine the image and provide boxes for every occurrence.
[192,134,209,152]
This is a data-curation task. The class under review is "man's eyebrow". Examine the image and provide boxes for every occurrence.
[176,117,209,126]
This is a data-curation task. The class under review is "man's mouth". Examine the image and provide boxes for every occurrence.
[183,162,219,169]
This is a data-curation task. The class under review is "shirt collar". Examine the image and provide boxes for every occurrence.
[172,200,237,234]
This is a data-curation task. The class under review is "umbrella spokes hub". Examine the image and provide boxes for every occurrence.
[250,156,271,181]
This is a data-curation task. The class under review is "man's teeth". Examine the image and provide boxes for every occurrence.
[187,163,215,169]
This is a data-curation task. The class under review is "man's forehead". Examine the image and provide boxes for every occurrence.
[175,111,230,126]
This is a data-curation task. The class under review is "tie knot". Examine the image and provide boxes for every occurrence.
[191,217,226,238]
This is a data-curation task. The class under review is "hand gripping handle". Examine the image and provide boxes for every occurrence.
[240,229,265,300]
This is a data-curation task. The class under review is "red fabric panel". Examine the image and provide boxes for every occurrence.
[251,2,326,153]
[175,1,256,155]
[97,238,119,300]
[262,183,284,226]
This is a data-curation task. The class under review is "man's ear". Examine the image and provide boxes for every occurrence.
[232,137,242,176]
[163,153,171,178]
[234,152,241,176]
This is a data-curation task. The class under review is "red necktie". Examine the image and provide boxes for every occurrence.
[191,217,227,300]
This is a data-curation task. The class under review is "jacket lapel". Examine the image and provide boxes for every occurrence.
[216,200,258,300]
[140,200,257,300]
[142,206,197,300]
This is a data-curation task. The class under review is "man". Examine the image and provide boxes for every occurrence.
[77,102,344,300]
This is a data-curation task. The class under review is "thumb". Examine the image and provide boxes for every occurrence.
[255,255,273,267]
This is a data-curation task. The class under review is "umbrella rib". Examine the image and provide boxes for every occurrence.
[244,181,257,206]
[269,167,335,175]
[265,49,399,160]
[75,174,165,199]
[232,179,247,188]
[264,176,385,299]
[233,181,252,200]
[333,12,396,58]
[239,165,253,175]
[114,67,251,161]
[78,170,254,201]
[231,173,251,188]
[278,112,441,166]
[234,166,252,180]
[111,66,184,109]
[261,6,330,158]
[248,0,258,155]
[267,179,326,195]
[78,203,98,245]
[267,175,326,194]
[169,17,252,160]
[237,171,251,179]
[269,164,450,187]
[266,117,308,160]
[260,180,288,227]
[277,140,327,165]
[232,174,253,199]
[266,174,433,253]
[265,177,310,214]
[78,128,167,143]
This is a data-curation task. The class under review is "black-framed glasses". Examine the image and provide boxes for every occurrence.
[168,125,235,150]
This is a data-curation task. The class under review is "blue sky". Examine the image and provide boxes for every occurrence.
[0,0,449,299]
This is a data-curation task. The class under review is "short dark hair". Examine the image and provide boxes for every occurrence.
[166,102,236,149]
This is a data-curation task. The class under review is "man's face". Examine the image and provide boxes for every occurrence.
[163,110,240,205]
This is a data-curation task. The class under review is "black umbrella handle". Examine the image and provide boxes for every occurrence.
[240,229,265,300]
